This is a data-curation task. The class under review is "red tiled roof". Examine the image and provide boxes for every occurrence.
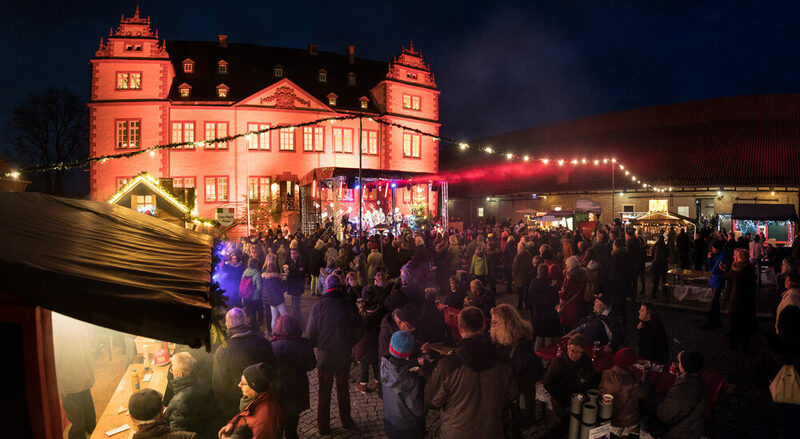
[442,94,800,196]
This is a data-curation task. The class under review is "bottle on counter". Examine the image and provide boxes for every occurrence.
[143,345,150,372]
[131,368,140,391]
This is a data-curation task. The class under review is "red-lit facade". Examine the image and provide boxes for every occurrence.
[89,8,440,233]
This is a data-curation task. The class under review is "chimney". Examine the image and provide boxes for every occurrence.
[307,43,318,56]
[346,45,355,64]
[218,35,228,48]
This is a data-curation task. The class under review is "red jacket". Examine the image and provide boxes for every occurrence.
[224,391,281,439]
[558,269,587,328]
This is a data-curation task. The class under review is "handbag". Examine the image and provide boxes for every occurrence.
[770,364,800,405]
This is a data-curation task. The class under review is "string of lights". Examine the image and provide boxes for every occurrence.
[3,113,672,192]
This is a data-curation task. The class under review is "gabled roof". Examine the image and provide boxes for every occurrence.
[108,172,194,216]
[443,94,800,197]
[165,41,388,111]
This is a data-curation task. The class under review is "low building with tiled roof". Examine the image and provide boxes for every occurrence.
[442,94,799,240]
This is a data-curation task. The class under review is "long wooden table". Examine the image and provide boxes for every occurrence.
[90,362,170,438]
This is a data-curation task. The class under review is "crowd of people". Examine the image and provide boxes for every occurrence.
[106,218,800,439]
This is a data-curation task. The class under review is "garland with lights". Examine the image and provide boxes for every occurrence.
[4,113,672,193]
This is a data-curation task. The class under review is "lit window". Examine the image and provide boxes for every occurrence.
[248,176,271,201]
[204,122,228,149]
[134,195,155,215]
[205,176,229,202]
[303,126,324,152]
[173,177,195,188]
[274,66,283,77]
[348,73,356,86]
[403,133,421,158]
[217,84,229,98]
[180,87,191,97]
[171,122,195,148]
[477,207,484,217]
[279,127,294,151]
[327,93,337,106]
[116,119,140,149]
[183,60,194,73]
[218,60,228,74]
[402,94,421,110]
[361,130,378,155]
[117,72,142,90]
[318,71,327,82]
[359,97,369,109]
[333,127,353,153]
[247,123,270,150]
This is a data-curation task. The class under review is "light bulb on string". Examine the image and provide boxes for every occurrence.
[506,153,513,160]
[485,146,493,153]
[542,159,549,164]
[459,143,468,151]
[523,155,530,161]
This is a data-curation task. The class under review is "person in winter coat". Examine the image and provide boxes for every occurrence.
[447,235,461,274]
[776,271,800,332]
[305,275,362,434]
[724,248,758,350]
[607,239,633,327]
[543,334,598,437]
[651,234,670,298]
[541,245,564,288]
[260,261,286,335]
[469,245,490,285]
[598,348,648,437]
[164,353,215,438]
[503,235,517,295]
[511,242,533,309]
[703,240,730,329]
[378,304,421,360]
[566,295,626,351]
[381,330,426,439]
[465,278,495,317]
[219,363,281,439]
[445,275,467,310]
[353,275,388,394]
[270,315,317,439]
[384,264,425,312]
[654,351,706,439]
[626,230,646,297]
[223,254,246,307]
[527,264,562,352]
[366,243,384,281]
[128,389,197,439]
[309,240,325,296]
[490,305,544,439]
[557,256,588,329]
[240,258,263,329]
[212,308,275,422]
[285,248,306,326]
[636,303,669,363]
[425,307,519,439]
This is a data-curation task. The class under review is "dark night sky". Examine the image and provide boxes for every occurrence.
[2,0,800,143]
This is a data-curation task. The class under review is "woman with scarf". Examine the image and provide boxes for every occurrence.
[218,363,281,439]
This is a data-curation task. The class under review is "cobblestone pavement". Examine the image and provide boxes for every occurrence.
[290,280,775,439]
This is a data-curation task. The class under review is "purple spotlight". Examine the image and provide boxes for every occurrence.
[390,183,397,188]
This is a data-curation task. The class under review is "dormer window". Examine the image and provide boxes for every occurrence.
[348,73,356,86]
[273,65,283,78]
[218,60,228,74]
[216,84,229,98]
[183,59,195,73]
[178,83,191,98]
[359,96,369,109]
[318,70,328,83]
[327,93,337,106]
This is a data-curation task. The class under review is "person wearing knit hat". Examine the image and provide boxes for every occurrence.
[564,293,626,351]
[599,348,648,434]
[324,271,342,294]
[565,255,581,273]
[380,330,425,439]
[128,389,198,438]
[218,362,280,439]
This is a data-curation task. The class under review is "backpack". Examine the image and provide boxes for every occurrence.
[770,364,800,405]
[239,275,255,301]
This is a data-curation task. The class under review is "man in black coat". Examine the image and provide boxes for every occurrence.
[607,238,633,326]
[692,233,707,271]
[384,265,424,312]
[626,230,645,298]
[211,308,274,423]
[305,274,362,434]
[165,352,216,438]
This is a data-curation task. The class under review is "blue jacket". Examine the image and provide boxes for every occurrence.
[708,250,730,290]
[568,309,626,351]
[380,355,425,438]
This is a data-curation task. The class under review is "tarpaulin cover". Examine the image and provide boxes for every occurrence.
[731,203,798,222]
[0,192,213,347]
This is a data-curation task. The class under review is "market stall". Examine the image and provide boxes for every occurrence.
[731,203,797,245]
[0,192,215,438]
[629,209,696,241]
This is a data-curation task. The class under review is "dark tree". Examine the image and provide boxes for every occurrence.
[5,87,88,195]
